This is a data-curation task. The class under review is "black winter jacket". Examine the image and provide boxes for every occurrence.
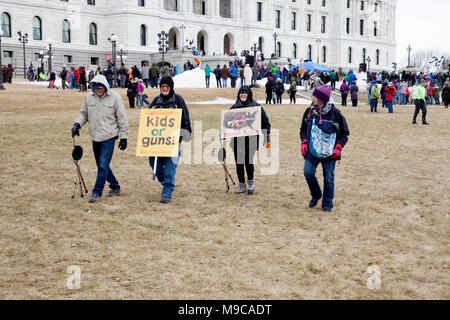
[150,94,192,135]
[300,104,349,161]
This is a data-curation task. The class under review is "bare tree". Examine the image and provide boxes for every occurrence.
[411,49,450,70]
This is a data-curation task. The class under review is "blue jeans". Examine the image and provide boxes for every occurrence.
[370,98,378,112]
[150,77,158,88]
[205,76,210,88]
[240,77,245,87]
[136,94,150,108]
[386,101,393,113]
[400,94,406,105]
[222,78,228,88]
[92,137,120,197]
[149,150,181,198]
[304,158,336,210]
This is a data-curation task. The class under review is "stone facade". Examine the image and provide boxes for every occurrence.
[1,0,397,76]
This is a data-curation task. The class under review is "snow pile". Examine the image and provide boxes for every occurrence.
[173,68,218,88]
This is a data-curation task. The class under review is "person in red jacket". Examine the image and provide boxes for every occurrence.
[74,68,81,90]
[385,82,397,113]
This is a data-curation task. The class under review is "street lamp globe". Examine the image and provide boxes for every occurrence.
[110,34,118,42]
[39,50,43,55]
[119,44,124,51]
[47,39,54,46]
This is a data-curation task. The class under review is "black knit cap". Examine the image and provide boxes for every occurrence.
[160,75,175,99]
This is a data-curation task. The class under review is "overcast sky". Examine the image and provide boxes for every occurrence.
[396,0,450,66]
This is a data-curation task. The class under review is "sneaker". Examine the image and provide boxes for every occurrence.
[309,199,319,208]
[323,207,332,212]
[89,194,101,203]
[247,180,255,195]
[160,196,171,203]
[235,183,246,194]
[106,189,121,197]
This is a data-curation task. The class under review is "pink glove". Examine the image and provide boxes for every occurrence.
[301,139,308,157]
[331,144,343,159]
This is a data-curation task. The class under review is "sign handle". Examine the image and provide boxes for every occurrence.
[152,157,158,181]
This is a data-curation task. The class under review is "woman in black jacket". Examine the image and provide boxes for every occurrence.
[126,78,138,108]
[229,86,271,195]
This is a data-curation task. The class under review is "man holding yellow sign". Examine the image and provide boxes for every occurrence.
[137,76,191,203]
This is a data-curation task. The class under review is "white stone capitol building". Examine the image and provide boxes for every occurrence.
[1,0,397,74]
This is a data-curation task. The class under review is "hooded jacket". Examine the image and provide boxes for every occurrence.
[76,75,129,142]
[149,76,192,135]
[229,86,271,152]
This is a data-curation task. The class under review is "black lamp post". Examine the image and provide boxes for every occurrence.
[316,38,322,64]
[118,44,127,66]
[158,31,169,66]
[108,34,118,87]
[273,32,278,58]
[407,44,412,68]
[180,24,186,53]
[47,39,54,72]
[17,31,29,79]
[366,56,372,71]
[0,29,5,90]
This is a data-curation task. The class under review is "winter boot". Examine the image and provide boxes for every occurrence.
[247,180,255,195]
[235,183,246,194]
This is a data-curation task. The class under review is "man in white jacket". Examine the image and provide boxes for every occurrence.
[71,75,129,203]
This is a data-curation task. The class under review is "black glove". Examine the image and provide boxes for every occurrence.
[118,139,127,151]
[71,123,81,137]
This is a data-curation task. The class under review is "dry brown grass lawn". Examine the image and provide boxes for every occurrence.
[0,80,449,299]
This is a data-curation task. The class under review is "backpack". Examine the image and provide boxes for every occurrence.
[309,119,336,159]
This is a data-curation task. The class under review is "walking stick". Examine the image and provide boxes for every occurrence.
[218,138,235,193]
[152,157,158,181]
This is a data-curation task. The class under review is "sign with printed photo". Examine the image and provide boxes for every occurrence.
[221,107,261,139]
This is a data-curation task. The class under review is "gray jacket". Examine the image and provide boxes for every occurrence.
[141,66,150,79]
[398,82,407,95]
[76,75,129,142]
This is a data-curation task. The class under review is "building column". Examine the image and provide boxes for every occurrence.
[159,0,164,10]
[187,0,193,13]
[215,0,220,16]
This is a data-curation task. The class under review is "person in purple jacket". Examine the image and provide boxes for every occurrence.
[340,80,350,106]
[350,80,359,107]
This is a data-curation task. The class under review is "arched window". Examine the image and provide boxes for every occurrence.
[362,48,366,63]
[140,25,147,46]
[292,43,297,59]
[322,46,327,63]
[62,19,71,43]
[376,49,380,65]
[32,16,42,40]
[307,45,312,60]
[276,42,281,57]
[1,12,11,37]
[258,37,263,53]
[89,23,97,45]
[348,47,352,63]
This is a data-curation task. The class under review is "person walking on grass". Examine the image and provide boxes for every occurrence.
[148,76,192,203]
[340,80,350,106]
[442,82,450,108]
[71,75,129,203]
[229,86,271,195]
[385,82,397,113]
[214,64,222,88]
[370,81,380,112]
[289,74,297,105]
[412,80,429,125]
[265,77,275,104]
[350,80,359,107]
[300,86,350,212]
[126,78,138,109]
[274,78,284,104]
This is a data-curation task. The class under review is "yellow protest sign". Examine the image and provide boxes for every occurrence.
[136,109,182,157]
